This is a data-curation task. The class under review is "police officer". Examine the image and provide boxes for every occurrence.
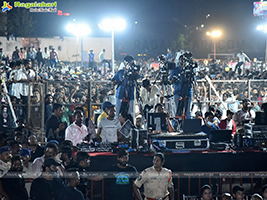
[133,153,174,200]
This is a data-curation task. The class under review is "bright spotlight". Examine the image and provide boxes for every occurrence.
[100,18,126,32]
[257,25,263,31]
[66,23,91,37]
[206,31,211,36]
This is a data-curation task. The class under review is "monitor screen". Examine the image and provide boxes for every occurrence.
[147,113,167,132]
[182,119,202,133]
[210,130,232,143]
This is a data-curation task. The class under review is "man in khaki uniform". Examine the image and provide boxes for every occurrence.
[133,153,174,200]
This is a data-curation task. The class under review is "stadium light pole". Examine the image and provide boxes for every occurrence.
[257,25,267,64]
[98,18,126,75]
[206,30,222,60]
[66,23,91,67]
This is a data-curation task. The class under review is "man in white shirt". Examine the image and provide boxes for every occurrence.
[234,51,251,76]
[42,47,50,68]
[97,103,121,143]
[140,79,162,118]
[65,111,88,146]
[99,49,105,62]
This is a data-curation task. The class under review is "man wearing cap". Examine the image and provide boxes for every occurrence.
[0,146,11,178]
[97,102,121,143]
[65,110,88,146]
[133,153,174,200]
[20,148,34,195]
[97,101,113,125]
[232,186,244,200]
[111,55,140,119]
[30,158,64,200]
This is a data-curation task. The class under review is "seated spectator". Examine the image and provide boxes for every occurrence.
[97,103,121,143]
[232,186,244,200]
[219,110,237,135]
[60,146,75,170]
[262,185,267,200]
[234,98,255,129]
[9,140,21,156]
[2,156,28,200]
[154,103,174,132]
[200,184,212,200]
[221,193,232,200]
[202,111,220,138]
[58,171,84,200]
[30,158,64,200]
[251,194,263,200]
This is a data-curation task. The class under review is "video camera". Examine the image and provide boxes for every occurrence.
[179,51,198,81]
[157,54,176,74]
[123,55,140,86]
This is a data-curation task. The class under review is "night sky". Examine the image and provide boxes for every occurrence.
[21,0,267,58]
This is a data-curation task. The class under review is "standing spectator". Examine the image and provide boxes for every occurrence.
[219,110,237,135]
[19,47,24,60]
[97,101,112,125]
[133,153,174,200]
[35,48,43,68]
[65,111,88,146]
[166,48,174,62]
[46,103,66,143]
[2,156,28,200]
[12,46,19,61]
[27,47,35,62]
[50,48,59,68]
[234,51,251,76]
[0,146,11,177]
[42,47,50,67]
[19,148,34,196]
[97,103,121,143]
[58,171,84,200]
[28,134,44,162]
[88,49,95,71]
[99,48,105,63]
[106,149,137,200]
[0,48,6,62]
[44,94,53,126]
[30,158,64,200]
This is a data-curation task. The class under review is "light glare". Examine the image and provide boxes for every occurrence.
[100,18,126,32]
[66,23,91,37]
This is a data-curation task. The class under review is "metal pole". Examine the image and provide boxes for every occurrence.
[214,39,216,60]
[87,81,91,120]
[112,29,115,75]
[265,34,267,64]
[76,36,78,67]
[81,37,83,67]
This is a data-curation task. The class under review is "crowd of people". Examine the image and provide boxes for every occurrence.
[0,46,267,199]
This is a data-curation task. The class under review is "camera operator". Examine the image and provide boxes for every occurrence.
[111,55,140,119]
[170,52,195,119]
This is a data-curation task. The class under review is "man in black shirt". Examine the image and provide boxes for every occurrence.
[2,155,28,200]
[46,103,66,144]
[106,149,137,200]
[58,171,84,200]
[30,158,65,200]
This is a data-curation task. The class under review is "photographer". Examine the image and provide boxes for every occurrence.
[111,55,140,119]
[170,52,195,119]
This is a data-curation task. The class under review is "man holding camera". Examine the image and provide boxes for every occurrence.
[111,55,140,119]
[170,53,193,119]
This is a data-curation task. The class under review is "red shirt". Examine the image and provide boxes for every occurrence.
[219,119,237,135]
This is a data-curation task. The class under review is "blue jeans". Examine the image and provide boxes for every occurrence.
[50,58,57,68]
[174,94,192,119]
[115,98,134,119]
